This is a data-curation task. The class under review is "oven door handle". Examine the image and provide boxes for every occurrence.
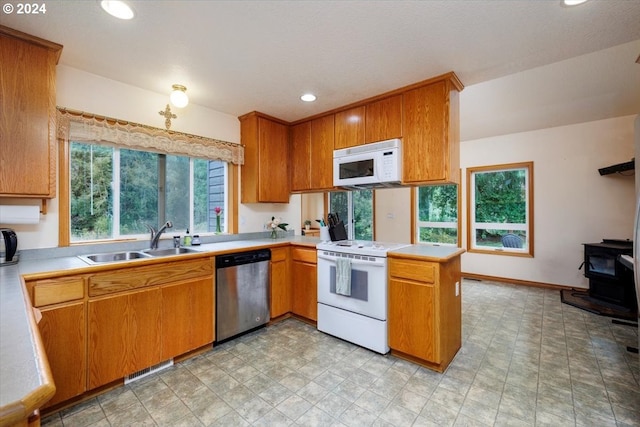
[317,253,385,267]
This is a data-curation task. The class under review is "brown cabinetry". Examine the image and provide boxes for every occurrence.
[291,247,317,321]
[29,276,86,408]
[88,287,162,389]
[365,95,402,143]
[290,121,311,191]
[0,26,62,198]
[239,112,290,203]
[388,254,461,372]
[270,247,291,318]
[161,277,214,360]
[402,78,461,184]
[334,106,365,149]
[290,116,335,192]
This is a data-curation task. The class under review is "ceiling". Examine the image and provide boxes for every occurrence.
[1,0,639,141]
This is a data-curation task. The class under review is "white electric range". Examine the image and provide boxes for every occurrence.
[316,240,410,354]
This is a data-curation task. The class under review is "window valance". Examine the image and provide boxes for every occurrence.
[56,108,244,165]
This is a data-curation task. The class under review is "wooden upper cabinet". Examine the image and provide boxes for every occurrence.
[310,115,335,191]
[290,116,335,192]
[365,94,402,143]
[290,121,312,192]
[0,26,62,198]
[402,79,461,184]
[239,112,290,203]
[334,106,365,149]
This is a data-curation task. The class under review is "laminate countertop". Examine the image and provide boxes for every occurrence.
[0,236,462,425]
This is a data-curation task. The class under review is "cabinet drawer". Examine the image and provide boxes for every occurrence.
[33,277,85,307]
[89,258,213,296]
[271,247,288,262]
[291,247,316,264]
[389,259,436,284]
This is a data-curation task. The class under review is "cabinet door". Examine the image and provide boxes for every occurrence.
[38,302,86,407]
[365,95,402,143]
[0,32,60,197]
[88,287,162,389]
[290,122,311,192]
[334,106,365,149]
[240,113,290,203]
[310,115,335,191]
[161,277,214,360]
[258,117,290,202]
[388,277,437,363]
[291,260,317,321]
[402,81,459,183]
[270,247,291,318]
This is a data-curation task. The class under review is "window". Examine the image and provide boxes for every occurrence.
[70,141,227,242]
[416,185,458,245]
[328,190,373,241]
[467,162,533,256]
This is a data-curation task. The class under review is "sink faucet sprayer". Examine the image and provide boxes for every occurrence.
[147,221,173,249]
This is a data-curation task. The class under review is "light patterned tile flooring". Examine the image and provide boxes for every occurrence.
[42,279,640,426]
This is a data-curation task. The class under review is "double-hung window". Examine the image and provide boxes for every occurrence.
[467,162,533,256]
[328,190,373,241]
[415,185,459,245]
[70,141,227,242]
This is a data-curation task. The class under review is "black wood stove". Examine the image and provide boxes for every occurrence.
[582,239,636,310]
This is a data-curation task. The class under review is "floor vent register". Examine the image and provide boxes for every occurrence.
[124,359,173,385]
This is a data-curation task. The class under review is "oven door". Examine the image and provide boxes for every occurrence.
[317,250,387,320]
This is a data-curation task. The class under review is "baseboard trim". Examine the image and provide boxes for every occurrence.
[461,272,577,291]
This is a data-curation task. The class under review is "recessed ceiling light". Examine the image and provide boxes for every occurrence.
[562,0,589,6]
[101,0,134,20]
[300,93,317,102]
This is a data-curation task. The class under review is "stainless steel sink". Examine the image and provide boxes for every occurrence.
[144,247,200,257]
[79,251,152,264]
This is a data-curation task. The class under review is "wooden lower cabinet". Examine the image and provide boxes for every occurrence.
[291,247,317,321]
[270,247,291,318]
[88,287,162,389]
[161,277,214,360]
[38,302,86,408]
[27,276,86,408]
[388,255,461,372]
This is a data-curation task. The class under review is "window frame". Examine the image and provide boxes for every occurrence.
[412,184,460,246]
[328,189,374,241]
[57,116,240,246]
[466,161,534,257]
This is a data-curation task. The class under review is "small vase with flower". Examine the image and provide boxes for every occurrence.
[214,207,222,233]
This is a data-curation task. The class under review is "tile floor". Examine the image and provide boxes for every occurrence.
[42,279,640,427]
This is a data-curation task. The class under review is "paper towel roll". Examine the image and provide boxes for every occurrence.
[0,205,40,224]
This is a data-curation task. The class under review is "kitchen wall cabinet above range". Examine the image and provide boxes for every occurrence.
[239,112,290,203]
[333,95,402,150]
[290,115,335,193]
[0,26,62,199]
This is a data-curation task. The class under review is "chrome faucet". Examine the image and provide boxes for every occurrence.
[146,221,173,249]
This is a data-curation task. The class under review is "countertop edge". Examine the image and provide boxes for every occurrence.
[388,247,465,262]
[0,279,55,427]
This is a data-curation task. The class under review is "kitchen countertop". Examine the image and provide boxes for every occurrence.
[388,244,465,262]
[0,236,462,424]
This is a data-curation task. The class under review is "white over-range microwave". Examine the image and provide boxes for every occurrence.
[333,138,402,189]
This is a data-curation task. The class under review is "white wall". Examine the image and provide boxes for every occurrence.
[374,187,412,244]
[2,65,301,249]
[461,115,636,288]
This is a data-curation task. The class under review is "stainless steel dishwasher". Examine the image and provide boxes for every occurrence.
[216,249,271,342]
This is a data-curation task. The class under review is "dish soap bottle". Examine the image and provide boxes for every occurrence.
[183,228,192,246]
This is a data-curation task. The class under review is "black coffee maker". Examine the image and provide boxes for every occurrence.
[0,228,18,266]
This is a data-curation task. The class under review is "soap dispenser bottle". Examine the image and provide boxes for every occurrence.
[184,229,192,246]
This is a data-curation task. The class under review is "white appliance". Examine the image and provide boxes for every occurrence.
[316,240,410,354]
[333,139,402,189]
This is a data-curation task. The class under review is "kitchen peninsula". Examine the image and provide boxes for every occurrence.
[0,236,464,425]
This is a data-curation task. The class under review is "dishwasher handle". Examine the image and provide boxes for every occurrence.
[216,249,271,268]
